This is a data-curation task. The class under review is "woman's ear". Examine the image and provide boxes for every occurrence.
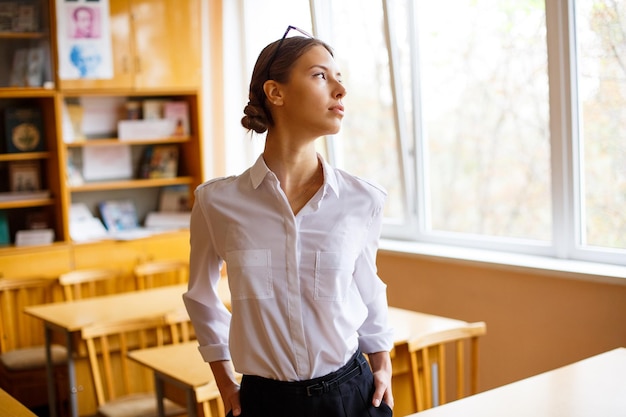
[263,80,284,106]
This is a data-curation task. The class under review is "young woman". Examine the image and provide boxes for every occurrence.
[183,26,394,417]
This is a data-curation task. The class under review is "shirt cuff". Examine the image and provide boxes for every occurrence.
[358,329,395,354]
[197,343,232,363]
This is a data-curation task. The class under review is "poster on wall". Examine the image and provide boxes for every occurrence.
[56,0,113,80]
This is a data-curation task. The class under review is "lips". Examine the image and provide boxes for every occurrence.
[330,104,345,116]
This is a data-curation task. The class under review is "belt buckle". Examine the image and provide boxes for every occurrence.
[306,384,318,396]
[306,380,329,396]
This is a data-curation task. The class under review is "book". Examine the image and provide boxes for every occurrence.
[140,145,179,179]
[62,99,86,142]
[117,119,176,140]
[3,107,45,153]
[25,210,50,230]
[69,203,108,242]
[0,190,50,202]
[8,161,41,192]
[99,200,140,232]
[0,211,9,245]
[163,101,190,136]
[0,3,16,32]
[12,1,37,31]
[15,229,54,246]
[9,48,28,87]
[26,47,45,87]
[82,144,132,181]
[142,99,168,120]
[159,185,190,212]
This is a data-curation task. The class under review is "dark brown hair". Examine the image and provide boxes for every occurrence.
[241,36,334,133]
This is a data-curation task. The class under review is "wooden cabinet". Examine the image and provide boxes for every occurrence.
[0,89,65,243]
[0,0,54,89]
[58,0,201,91]
[1,0,204,249]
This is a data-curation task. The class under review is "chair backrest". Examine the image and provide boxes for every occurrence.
[58,268,121,301]
[407,321,487,412]
[133,260,188,290]
[163,308,195,344]
[0,277,56,353]
[81,316,168,407]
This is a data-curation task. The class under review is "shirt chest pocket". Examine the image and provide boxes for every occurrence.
[226,249,274,300]
[314,251,354,302]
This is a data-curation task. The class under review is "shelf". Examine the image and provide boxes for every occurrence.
[0,88,56,97]
[0,191,53,209]
[60,88,201,97]
[65,137,190,147]
[0,198,55,210]
[0,152,51,162]
[0,31,47,39]
[69,176,194,192]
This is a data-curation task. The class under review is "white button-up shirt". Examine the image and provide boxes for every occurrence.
[183,155,394,381]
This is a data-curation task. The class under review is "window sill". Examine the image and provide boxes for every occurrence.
[379,239,626,286]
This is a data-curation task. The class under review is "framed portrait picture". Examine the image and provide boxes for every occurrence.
[9,161,41,192]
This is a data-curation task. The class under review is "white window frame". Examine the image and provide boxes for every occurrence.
[312,0,626,266]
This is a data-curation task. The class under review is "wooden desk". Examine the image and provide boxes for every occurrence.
[128,342,226,417]
[0,388,37,417]
[127,306,475,417]
[24,284,188,417]
[24,278,231,417]
[405,347,626,417]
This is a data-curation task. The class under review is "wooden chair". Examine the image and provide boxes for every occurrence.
[81,316,187,417]
[0,277,68,415]
[133,260,188,290]
[163,308,195,344]
[58,268,121,301]
[408,321,487,412]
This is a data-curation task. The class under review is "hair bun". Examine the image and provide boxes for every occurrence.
[241,102,269,133]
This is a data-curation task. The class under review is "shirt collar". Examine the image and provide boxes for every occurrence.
[249,153,340,198]
[250,154,270,189]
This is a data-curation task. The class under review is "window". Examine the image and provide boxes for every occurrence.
[574,0,626,254]
[227,0,626,266]
[315,0,625,265]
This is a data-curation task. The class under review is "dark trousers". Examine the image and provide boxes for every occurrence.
[226,350,393,417]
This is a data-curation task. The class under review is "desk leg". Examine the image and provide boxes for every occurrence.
[44,325,57,417]
[65,331,79,417]
[154,374,165,417]
[186,389,198,417]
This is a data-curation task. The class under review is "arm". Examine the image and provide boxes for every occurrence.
[354,197,395,408]
[184,187,236,405]
[210,360,242,416]
[368,351,394,408]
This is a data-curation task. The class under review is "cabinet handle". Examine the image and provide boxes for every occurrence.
[123,56,130,74]
[135,56,141,74]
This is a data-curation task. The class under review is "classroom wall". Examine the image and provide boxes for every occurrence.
[377,250,626,392]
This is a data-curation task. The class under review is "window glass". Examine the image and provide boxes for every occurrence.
[415,1,551,241]
[321,0,407,221]
[574,0,626,250]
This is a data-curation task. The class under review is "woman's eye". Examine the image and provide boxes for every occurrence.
[314,72,327,80]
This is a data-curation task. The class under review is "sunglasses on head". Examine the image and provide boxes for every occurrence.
[266,25,314,80]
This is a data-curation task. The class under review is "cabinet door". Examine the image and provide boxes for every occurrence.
[58,0,134,90]
[131,0,202,90]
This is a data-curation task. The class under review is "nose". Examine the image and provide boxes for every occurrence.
[335,81,347,99]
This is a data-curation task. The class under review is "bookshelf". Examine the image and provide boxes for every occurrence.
[0,0,203,249]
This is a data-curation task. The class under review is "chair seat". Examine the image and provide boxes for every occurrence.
[98,392,187,417]
[0,344,68,371]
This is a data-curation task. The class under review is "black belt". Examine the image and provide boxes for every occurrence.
[243,350,367,397]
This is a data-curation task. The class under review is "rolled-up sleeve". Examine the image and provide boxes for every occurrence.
[183,186,232,362]
[354,199,394,354]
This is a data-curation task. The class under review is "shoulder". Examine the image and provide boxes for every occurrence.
[193,171,248,205]
[195,175,238,193]
[333,168,387,203]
